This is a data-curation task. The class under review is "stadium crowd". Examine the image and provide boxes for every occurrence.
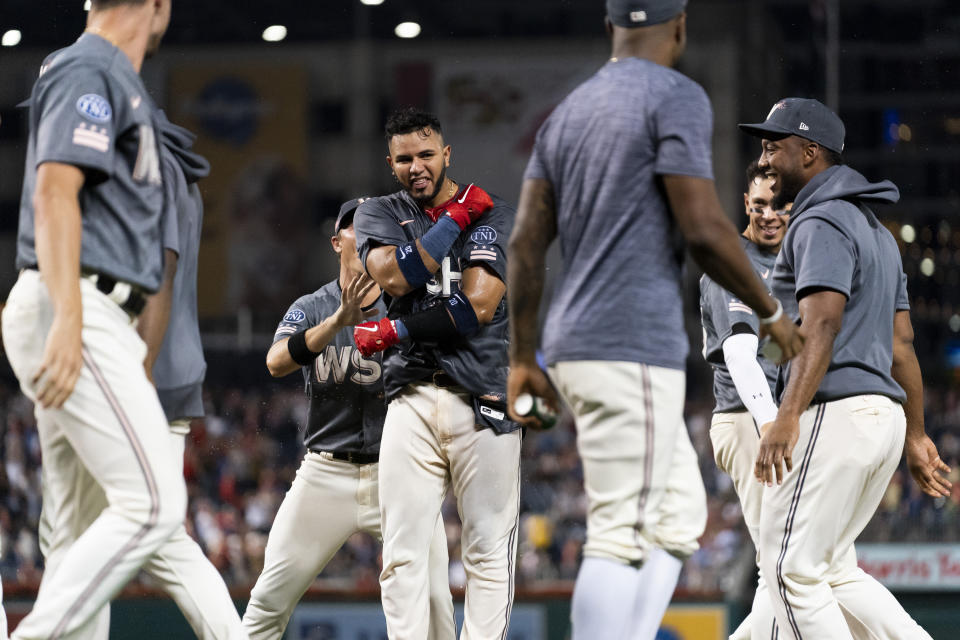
[0,355,957,597]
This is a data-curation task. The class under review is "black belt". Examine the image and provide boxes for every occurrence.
[328,450,378,465]
[82,270,148,316]
[428,370,462,388]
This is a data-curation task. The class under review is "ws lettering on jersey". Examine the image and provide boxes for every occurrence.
[274,280,388,456]
[353,187,518,434]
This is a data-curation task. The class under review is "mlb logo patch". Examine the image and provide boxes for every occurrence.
[629,10,648,22]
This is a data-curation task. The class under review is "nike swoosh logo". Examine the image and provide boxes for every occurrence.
[399,219,414,226]
[762,268,770,279]
[355,326,379,332]
[457,184,473,204]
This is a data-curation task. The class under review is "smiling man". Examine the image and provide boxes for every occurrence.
[699,161,789,639]
[352,107,520,640]
[740,98,945,640]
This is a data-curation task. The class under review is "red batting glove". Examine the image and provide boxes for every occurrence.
[426,184,494,229]
[354,318,400,357]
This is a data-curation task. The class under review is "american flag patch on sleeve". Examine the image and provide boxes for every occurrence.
[469,247,498,262]
[728,301,753,314]
[274,325,298,338]
[73,123,110,152]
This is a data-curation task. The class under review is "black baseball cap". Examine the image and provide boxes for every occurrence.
[606,0,687,27]
[739,98,845,153]
[334,197,369,233]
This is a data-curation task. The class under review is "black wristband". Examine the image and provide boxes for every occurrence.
[287,330,319,366]
[402,305,461,342]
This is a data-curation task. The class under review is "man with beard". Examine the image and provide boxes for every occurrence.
[742,97,947,639]
[699,161,789,638]
[352,107,521,639]
[0,1,187,638]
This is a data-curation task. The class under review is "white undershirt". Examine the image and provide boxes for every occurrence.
[722,332,779,428]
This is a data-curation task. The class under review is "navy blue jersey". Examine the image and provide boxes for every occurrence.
[16,34,165,292]
[274,280,388,455]
[354,186,519,434]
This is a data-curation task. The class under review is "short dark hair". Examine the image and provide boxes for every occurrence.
[823,148,844,167]
[384,107,443,142]
[91,0,149,8]
[744,159,767,191]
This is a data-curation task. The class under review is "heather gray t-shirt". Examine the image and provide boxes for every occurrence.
[700,237,778,413]
[16,33,165,292]
[524,58,714,370]
[772,166,909,403]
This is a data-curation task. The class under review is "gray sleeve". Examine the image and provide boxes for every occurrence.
[522,131,550,182]
[792,217,856,299]
[34,64,120,180]
[273,294,321,344]
[354,199,407,269]
[159,151,180,255]
[704,278,759,343]
[896,271,910,311]
[653,81,714,180]
[460,200,514,282]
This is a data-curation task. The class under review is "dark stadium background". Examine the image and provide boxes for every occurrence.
[0,1,958,638]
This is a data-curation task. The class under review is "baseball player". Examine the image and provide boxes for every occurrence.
[505,2,803,639]
[0,1,188,638]
[352,107,521,640]
[34,111,248,639]
[700,161,795,639]
[742,98,945,639]
[242,199,455,640]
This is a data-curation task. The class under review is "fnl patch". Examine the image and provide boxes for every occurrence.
[283,309,306,323]
[470,226,497,244]
[76,94,112,122]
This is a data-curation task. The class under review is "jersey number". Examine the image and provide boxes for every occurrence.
[132,124,162,186]
[425,257,462,297]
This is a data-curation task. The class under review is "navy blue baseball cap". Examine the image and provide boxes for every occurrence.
[739,98,846,153]
[606,0,687,27]
[334,197,369,233]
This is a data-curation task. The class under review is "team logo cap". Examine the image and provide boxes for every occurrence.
[606,0,687,28]
[738,97,846,153]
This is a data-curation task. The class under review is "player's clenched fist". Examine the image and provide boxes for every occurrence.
[354,317,400,357]
[426,184,493,229]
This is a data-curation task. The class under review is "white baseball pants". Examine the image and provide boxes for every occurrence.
[38,418,246,640]
[2,269,187,640]
[758,395,931,640]
[378,383,522,640]
[242,451,455,640]
[549,361,707,565]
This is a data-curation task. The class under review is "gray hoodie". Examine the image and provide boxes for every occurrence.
[153,111,210,422]
[772,165,910,404]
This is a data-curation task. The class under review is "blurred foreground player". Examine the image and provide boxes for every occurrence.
[743,97,945,639]
[506,1,804,639]
[353,108,521,640]
[0,1,191,638]
[36,112,247,639]
[242,199,454,640]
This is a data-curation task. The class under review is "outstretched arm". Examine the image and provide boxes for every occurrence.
[505,178,560,427]
[892,310,952,497]
[267,272,378,377]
